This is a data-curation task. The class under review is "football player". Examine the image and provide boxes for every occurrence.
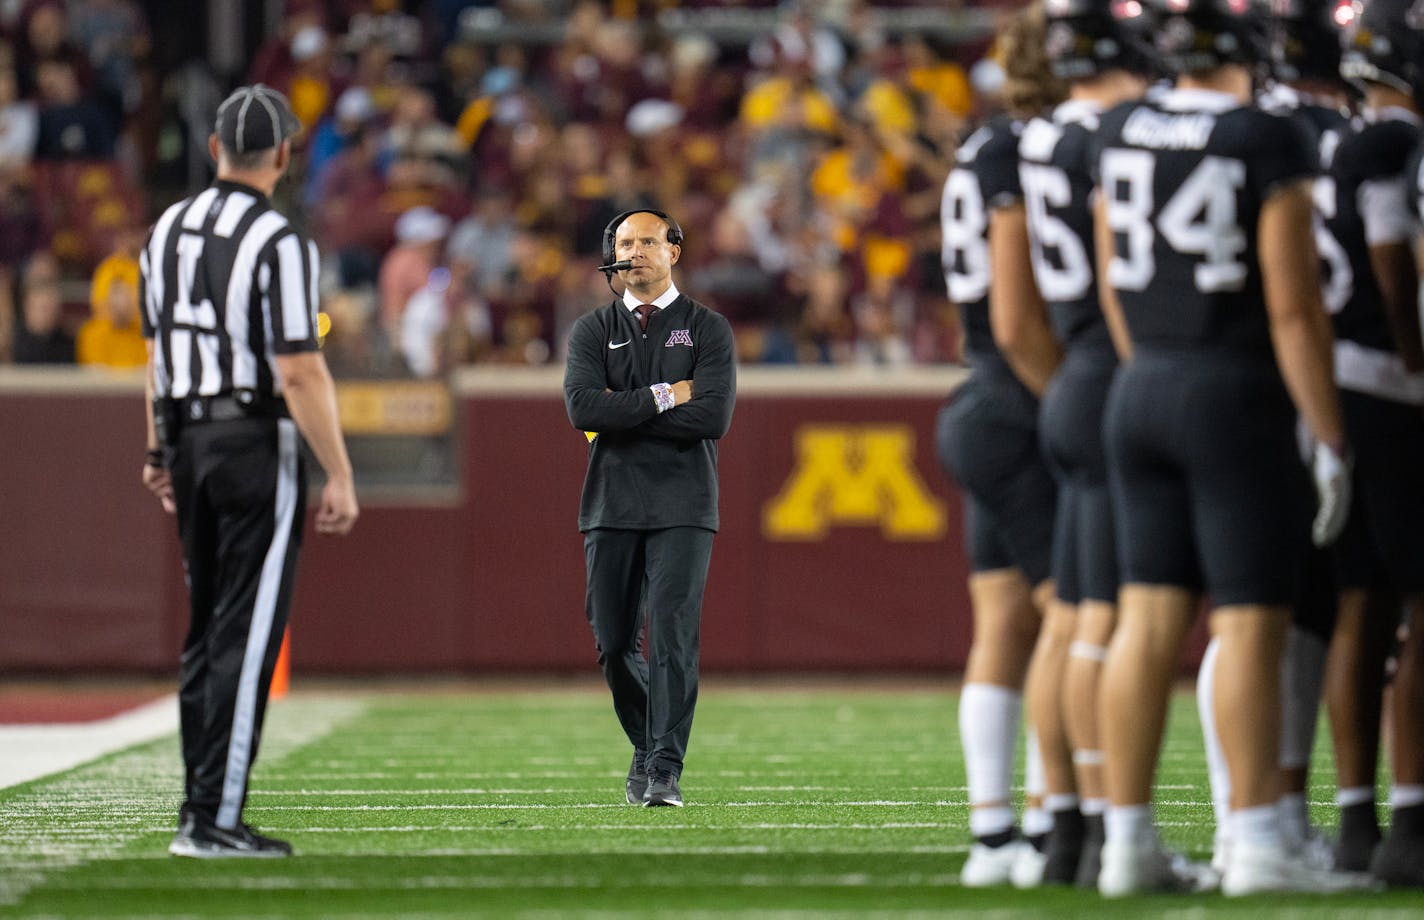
[1006,0,1152,887]
[1196,0,1351,874]
[1090,0,1367,895]
[936,3,1065,887]
[1323,0,1424,886]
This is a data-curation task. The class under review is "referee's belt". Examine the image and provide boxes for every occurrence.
[174,390,289,424]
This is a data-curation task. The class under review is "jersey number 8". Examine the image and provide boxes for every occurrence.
[1101,150,1248,295]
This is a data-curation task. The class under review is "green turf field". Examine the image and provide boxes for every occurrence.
[0,683,1418,918]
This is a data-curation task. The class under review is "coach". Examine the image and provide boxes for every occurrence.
[141,84,358,857]
[563,209,736,807]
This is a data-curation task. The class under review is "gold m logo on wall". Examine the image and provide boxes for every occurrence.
[763,425,946,541]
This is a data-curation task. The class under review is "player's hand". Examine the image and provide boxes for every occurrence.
[316,474,359,536]
[142,463,176,514]
[1311,441,1351,547]
[671,380,693,406]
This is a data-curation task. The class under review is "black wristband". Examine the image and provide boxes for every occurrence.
[145,448,164,467]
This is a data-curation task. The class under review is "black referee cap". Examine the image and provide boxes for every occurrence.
[215,84,302,153]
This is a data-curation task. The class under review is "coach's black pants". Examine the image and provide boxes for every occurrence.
[584,526,714,778]
[169,417,306,830]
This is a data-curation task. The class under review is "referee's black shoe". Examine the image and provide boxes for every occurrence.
[169,807,292,858]
[643,770,683,807]
[626,751,650,804]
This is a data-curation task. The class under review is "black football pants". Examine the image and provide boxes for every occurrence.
[169,417,306,830]
[584,526,715,778]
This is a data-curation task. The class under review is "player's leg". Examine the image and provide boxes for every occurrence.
[951,486,1042,884]
[1278,553,1334,857]
[1325,587,1393,865]
[936,378,1058,882]
[1025,484,1080,884]
[1097,357,1211,896]
[1065,596,1114,882]
[1370,600,1424,885]
[1191,364,1369,894]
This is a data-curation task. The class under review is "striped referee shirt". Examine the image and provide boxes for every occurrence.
[140,179,320,400]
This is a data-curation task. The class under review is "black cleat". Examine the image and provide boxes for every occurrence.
[643,770,683,807]
[1334,802,1381,872]
[1370,806,1424,888]
[626,751,650,805]
[1075,812,1105,889]
[1041,808,1086,885]
[169,809,292,858]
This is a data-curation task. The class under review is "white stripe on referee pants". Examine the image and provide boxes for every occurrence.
[217,419,298,830]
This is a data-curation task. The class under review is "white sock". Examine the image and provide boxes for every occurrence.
[1045,793,1080,813]
[1023,804,1053,837]
[1230,804,1282,849]
[1105,804,1151,846]
[959,683,1022,810]
[1196,637,1231,832]
[1391,785,1424,809]
[1280,626,1327,770]
[970,804,1016,838]
[1337,786,1375,808]
[1081,797,1106,817]
[1024,725,1045,799]
[1022,726,1052,836]
[1277,792,1309,844]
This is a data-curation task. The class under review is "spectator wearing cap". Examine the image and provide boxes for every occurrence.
[379,205,449,338]
[76,242,145,368]
[284,25,336,131]
[247,4,324,93]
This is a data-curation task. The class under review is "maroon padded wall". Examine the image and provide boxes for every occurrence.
[0,369,978,674]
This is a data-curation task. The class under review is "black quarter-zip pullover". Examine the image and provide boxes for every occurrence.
[564,293,737,531]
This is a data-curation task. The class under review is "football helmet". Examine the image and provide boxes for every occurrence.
[1339,0,1424,96]
[1149,0,1272,74]
[1269,0,1348,84]
[1042,0,1157,80]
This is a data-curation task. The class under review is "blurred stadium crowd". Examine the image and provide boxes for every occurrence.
[0,0,1017,375]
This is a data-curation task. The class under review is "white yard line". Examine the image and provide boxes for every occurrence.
[0,695,179,790]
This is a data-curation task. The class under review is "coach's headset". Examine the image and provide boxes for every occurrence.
[598,208,685,274]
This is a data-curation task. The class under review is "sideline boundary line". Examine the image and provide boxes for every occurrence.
[0,696,179,790]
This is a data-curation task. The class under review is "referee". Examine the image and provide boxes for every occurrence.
[140,84,358,858]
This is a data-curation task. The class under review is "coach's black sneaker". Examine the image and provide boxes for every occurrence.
[1369,805,1424,888]
[1041,807,1085,885]
[1074,812,1105,889]
[169,810,292,858]
[643,770,683,807]
[626,751,650,804]
[1334,801,1381,872]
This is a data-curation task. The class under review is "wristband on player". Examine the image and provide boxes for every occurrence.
[145,448,164,467]
[651,382,676,413]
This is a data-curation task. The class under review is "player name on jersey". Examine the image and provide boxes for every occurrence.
[1121,109,1215,150]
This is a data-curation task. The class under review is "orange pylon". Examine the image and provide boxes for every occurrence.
[270,628,291,700]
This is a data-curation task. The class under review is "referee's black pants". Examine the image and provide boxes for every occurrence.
[584,526,715,778]
[169,417,306,831]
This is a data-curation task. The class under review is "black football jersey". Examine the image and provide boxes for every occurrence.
[1409,137,1424,224]
[941,115,1023,375]
[1318,109,1421,352]
[1093,89,1317,356]
[1019,100,1112,355]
